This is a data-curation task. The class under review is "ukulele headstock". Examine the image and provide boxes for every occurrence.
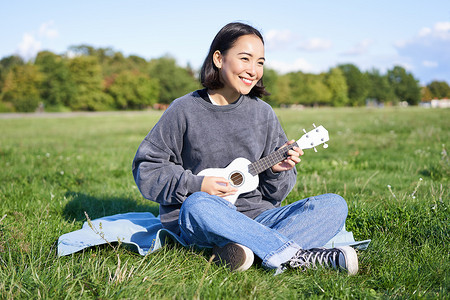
[296,124,329,152]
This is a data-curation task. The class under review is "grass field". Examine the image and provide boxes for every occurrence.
[0,107,448,299]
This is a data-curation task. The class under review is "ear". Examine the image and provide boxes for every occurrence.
[212,50,223,69]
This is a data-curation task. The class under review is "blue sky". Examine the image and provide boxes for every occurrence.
[1,0,449,85]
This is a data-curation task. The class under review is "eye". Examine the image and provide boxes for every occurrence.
[258,61,265,66]
[241,57,249,62]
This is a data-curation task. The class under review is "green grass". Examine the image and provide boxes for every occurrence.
[0,107,448,299]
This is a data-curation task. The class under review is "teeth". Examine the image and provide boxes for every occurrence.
[242,78,252,84]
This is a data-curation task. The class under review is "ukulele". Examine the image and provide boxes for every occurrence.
[198,124,329,204]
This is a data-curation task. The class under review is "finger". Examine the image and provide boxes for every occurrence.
[285,140,295,147]
[214,177,232,186]
[290,156,301,164]
[216,183,237,193]
[293,146,304,156]
[287,149,300,157]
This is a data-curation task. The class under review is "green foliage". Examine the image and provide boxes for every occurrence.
[0,45,449,111]
[387,66,421,105]
[325,67,349,106]
[0,107,448,298]
[106,71,160,109]
[0,64,43,112]
[427,80,450,99]
[260,68,278,105]
[148,56,200,104]
[338,64,370,106]
[35,51,76,108]
[366,68,396,103]
[68,56,114,111]
[0,55,25,94]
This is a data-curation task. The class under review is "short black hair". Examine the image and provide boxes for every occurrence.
[200,22,269,98]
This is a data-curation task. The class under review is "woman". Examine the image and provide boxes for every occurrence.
[132,22,358,275]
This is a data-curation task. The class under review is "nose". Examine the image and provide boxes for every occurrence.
[246,63,257,77]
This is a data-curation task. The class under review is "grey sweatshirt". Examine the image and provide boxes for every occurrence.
[132,90,297,234]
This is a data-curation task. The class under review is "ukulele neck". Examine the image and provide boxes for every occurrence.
[248,142,298,176]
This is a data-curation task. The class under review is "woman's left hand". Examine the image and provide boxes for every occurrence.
[271,140,304,173]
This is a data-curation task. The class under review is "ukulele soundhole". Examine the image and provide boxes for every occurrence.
[229,171,244,187]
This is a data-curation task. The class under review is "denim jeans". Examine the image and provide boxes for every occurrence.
[178,192,348,269]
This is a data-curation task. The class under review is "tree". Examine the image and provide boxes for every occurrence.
[68,56,113,111]
[366,68,396,104]
[261,68,279,106]
[427,80,450,99]
[325,67,349,106]
[1,64,43,112]
[337,64,370,106]
[387,66,421,105]
[273,73,293,106]
[106,71,160,109]
[35,51,75,109]
[148,56,200,104]
[421,86,433,101]
[305,74,332,106]
[0,55,25,94]
[287,72,307,105]
[127,55,149,74]
[287,72,331,106]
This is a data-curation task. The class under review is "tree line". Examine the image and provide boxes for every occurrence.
[0,45,449,112]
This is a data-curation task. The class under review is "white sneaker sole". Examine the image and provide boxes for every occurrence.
[337,246,359,275]
[212,243,254,272]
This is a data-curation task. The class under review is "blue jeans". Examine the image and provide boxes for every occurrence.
[178,192,348,269]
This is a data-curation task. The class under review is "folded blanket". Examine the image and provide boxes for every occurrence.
[57,212,370,256]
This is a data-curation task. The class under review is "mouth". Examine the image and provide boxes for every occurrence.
[240,77,253,86]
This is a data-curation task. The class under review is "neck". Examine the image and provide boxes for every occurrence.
[208,89,240,105]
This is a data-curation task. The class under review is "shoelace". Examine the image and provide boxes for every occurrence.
[290,248,339,269]
[274,248,342,276]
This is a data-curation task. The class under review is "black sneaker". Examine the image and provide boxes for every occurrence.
[276,246,358,275]
[212,243,254,272]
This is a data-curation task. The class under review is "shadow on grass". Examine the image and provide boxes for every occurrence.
[62,191,159,222]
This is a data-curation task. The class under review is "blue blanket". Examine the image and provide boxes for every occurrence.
[58,212,370,256]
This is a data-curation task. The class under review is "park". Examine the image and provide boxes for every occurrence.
[0,106,447,298]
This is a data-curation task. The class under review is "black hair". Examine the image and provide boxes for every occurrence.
[200,22,269,98]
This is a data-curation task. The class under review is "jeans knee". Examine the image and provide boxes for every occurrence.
[180,192,209,218]
[327,193,348,218]
[180,192,234,224]
[315,193,348,218]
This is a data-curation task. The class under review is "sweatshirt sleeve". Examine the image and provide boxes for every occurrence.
[257,110,297,203]
[132,105,204,205]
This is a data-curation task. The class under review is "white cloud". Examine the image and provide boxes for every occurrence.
[265,29,297,51]
[395,21,450,83]
[17,33,41,60]
[418,27,432,38]
[298,38,332,52]
[265,29,332,53]
[39,20,59,39]
[16,21,59,60]
[341,39,373,56]
[266,58,316,74]
[422,60,438,68]
[397,21,450,47]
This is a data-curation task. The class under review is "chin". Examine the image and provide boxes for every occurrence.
[239,86,255,95]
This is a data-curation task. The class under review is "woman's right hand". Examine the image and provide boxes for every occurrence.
[201,176,238,198]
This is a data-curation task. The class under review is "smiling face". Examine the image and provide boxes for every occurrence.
[212,34,265,102]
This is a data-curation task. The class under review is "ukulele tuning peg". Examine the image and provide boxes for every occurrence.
[323,143,328,149]
[303,128,307,134]
[313,147,318,152]
[312,123,316,128]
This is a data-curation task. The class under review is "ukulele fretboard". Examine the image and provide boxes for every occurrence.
[248,142,299,176]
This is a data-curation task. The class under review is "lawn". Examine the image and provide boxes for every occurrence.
[0,107,448,299]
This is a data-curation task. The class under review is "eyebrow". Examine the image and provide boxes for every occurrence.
[238,52,265,61]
